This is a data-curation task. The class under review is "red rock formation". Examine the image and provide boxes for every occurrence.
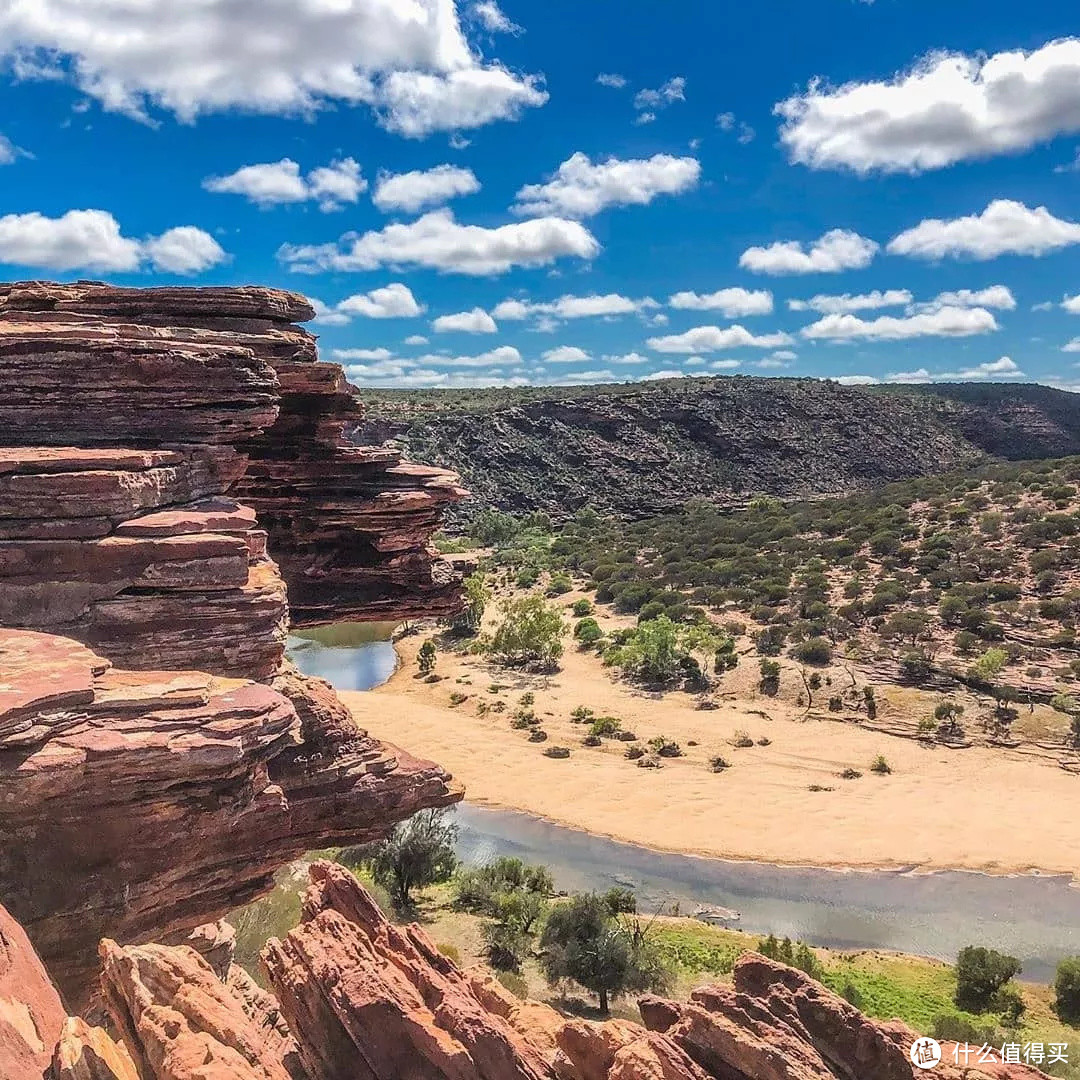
[0,281,468,626]
[0,625,459,1009]
[0,901,68,1080]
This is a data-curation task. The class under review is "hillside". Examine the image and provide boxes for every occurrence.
[354,377,1080,521]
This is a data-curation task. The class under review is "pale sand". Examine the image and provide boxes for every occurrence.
[344,594,1080,878]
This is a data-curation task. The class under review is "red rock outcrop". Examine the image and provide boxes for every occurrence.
[0,280,468,626]
[2,863,1053,1080]
[0,628,460,1009]
[0,280,466,1010]
[0,900,68,1080]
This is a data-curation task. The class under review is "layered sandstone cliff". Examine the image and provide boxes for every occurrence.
[2,863,1046,1080]
[0,282,466,1007]
[0,281,467,627]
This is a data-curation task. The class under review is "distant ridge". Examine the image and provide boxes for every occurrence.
[355,376,1080,521]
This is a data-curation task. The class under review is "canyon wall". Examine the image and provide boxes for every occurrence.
[0,282,466,1005]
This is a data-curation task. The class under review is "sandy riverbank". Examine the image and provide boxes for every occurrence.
[343,594,1080,879]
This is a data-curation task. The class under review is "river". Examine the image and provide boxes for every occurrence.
[233,625,1080,982]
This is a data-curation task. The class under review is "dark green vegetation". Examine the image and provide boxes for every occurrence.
[359,808,458,910]
[356,378,1080,522]
[465,455,1080,744]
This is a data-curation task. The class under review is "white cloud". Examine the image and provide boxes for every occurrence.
[635,112,656,126]
[512,152,700,218]
[833,375,879,385]
[914,285,1017,312]
[542,345,591,364]
[491,293,657,321]
[0,208,226,274]
[0,134,29,164]
[0,0,547,136]
[596,73,627,89]
[278,208,599,275]
[1062,294,1080,314]
[470,1,520,33]
[641,369,686,381]
[432,307,497,333]
[739,229,878,275]
[404,334,430,345]
[204,157,365,211]
[416,345,522,367]
[956,356,1023,378]
[788,289,912,314]
[372,164,480,213]
[605,352,650,365]
[708,359,741,370]
[142,226,229,274]
[343,359,415,380]
[801,305,999,341]
[312,283,425,324]
[717,112,754,143]
[332,347,395,362]
[633,76,686,111]
[1063,338,1080,353]
[647,324,795,354]
[888,200,1080,261]
[776,38,1080,174]
[885,368,933,384]
[307,159,367,211]
[550,369,618,386]
[668,287,773,316]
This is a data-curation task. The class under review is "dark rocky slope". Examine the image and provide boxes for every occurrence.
[357,377,1080,521]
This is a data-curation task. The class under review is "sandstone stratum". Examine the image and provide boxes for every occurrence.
[0,862,1050,1079]
[0,281,466,1006]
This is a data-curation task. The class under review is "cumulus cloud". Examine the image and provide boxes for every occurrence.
[204,157,365,211]
[404,334,430,345]
[415,344,522,367]
[888,200,1080,261]
[633,76,686,112]
[913,285,1017,313]
[512,152,700,218]
[0,0,548,136]
[833,375,879,385]
[955,356,1023,378]
[668,287,773,316]
[800,305,999,341]
[142,227,229,274]
[605,352,651,365]
[491,293,657,321]
[776,38,1080,174]
[313,283,425,323]
[1063,338,1080,353]
[432,307,498,333]
[542,345,591,364]
[0,208,226,274]
[716,111,755,144]
[596,73,627,89]
[372,164,480,213]
[278,208,599,275]
[739,229,878,275]
[647,324,795,354]
[788,289,911,314]
[1064,294,1080,314]
[331,347,395,362]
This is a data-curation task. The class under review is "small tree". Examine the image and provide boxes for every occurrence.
[1054,956,1080,1023]
[363,809,458,910]
[954,945,1021,1014]
[935,700,965,738]
[791,637,832,666]
[489,595,568,670]
[451,573,490,636]
[417,639,437,675]
[759,659,781,695]
[574,617,604,647]
[539,893,669,1014]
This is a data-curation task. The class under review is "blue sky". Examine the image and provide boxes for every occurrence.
[2,0,1080,390]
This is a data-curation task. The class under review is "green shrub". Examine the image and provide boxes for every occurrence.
[792,637,833,666]
[870,755,891,775]
[572,598,593,617]
[954,946,1021,1013]
[1054,956,1080,1023]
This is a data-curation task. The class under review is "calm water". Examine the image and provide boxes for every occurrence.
[286,622,398,691]
[256,628,1080,982]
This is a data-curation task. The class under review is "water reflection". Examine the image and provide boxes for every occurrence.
[456,803,1080,982]
[286,621,398,691]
